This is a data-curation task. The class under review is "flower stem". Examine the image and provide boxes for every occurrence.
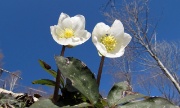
[97,56,105,87]
[53,45,66,102]
[60,45,66,56]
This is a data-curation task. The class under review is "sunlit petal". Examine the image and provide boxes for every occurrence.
[71,15,85,31]
[92,22,110,42]
[58,13,69,24]
[109,20,124,37]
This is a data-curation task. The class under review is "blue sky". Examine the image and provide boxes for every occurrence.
[0,0,180,95]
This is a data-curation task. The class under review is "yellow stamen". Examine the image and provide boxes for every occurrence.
[100,34,117,52]
[59,28,74,39]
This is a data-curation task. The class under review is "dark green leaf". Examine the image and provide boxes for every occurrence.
[39,59,64,87]
[65,78,78,92]
[60,102,92,108]
[32,79,56,87]
[39,60,51,70]
[94,98,108,108]
[116,93,145,105]
[55,56,99,105]
[118,97,179,108]
[29,99,59,108]
[107,81,130,107]
[39,60,57,77]
[58,88,89,107]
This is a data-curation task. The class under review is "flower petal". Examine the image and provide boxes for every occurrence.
[92,36,107,56]
[71,15,85,31]
[92,22,110,41]
[72,37,80,42]
[50,25,71,45]
[101,50,124,58]
[61,17,73,28]
[55,26,63,36]
[119,33,132,49]
[109,20,124,38]
[108,33,131,57]
[109,49,125,58]
[50,25,60,44]
[58,13,69,24]
[72,30,91,45]
[60,38,72,45]
[75,30,90,39]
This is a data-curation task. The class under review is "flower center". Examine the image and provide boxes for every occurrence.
[59,28,74,39]
[100,34,117,52]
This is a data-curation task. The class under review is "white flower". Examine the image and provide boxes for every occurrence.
[92,20,132,58]
[50,13,91,46]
